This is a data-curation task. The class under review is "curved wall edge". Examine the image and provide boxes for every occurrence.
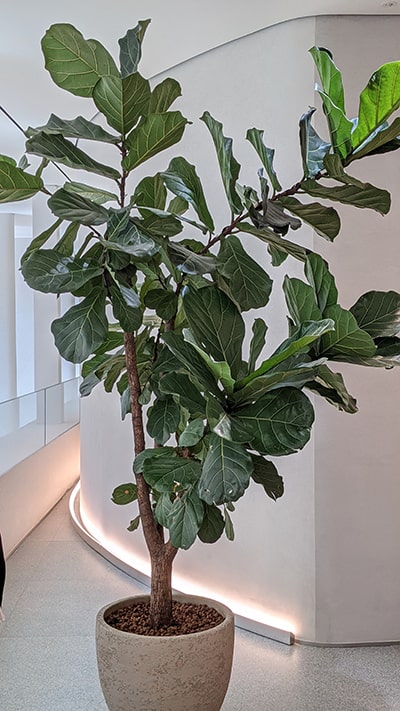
[69,483,294,646]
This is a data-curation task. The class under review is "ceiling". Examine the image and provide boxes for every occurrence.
[0,0,399,159]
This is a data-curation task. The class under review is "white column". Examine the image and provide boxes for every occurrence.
[0,213,17,403]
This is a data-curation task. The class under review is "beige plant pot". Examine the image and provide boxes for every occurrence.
[96,593,235,711]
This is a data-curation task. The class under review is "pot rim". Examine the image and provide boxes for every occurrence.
[96,592,234,641]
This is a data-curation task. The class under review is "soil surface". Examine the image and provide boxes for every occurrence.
[105,601,224,636]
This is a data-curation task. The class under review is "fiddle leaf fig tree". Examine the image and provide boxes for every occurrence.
[2,23,400,628]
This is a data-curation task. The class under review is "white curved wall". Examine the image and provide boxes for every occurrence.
[79,14,400,643]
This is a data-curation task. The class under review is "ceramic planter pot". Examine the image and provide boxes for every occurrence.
[96,593,235,711]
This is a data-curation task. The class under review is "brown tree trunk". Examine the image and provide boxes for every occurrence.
[124,332,178,629]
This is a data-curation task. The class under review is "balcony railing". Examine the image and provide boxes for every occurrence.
[0,378,80,476]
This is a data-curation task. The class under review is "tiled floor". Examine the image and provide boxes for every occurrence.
[1,493,400,710]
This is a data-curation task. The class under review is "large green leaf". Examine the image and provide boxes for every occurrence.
[162,157,214,232]
[93,73,150,134]
[349,290,400,338]
[27,113,119,144]
[154,493,174,529]
[159,373,206,416]
[142,454,201,493]
[301,177,390,215]
[162,331,224,401]
[239,319,334,387]
[51,289,108,362]
[216,235,273,311]
[246,128,281,191]
[197,504,225,543]
[304,253,338,313]
[118,20,151,78]
[167,486,204,549]
[310,47,346,112]
[283,277,322,326]
[279,195,340,241]
[149,78,182,113]
[349,117,400,162]
[305,364,358,413]
[250,454,284,501]
[238,222,308,263]
[198,434,252,505]
[109,283,142,331]
[200,111,242,214]
[316,89,353,159]
[179,419,205,447]
[41,24,119,98]
[0,161,43,203]
[299,107,330,179]
[167,242,216,275]
[231,357,323,406]
[20,218,63,263]
[48,189,109,225]
[352,61,400,150]
[63,182,117,205]
[111,483,138,505]
[26,132,119,180]
[182,330,235,394]
[183,285,245,379]
[105,218,159,258]
[21,249,103,294]
[143,288,178,320]
[248,319,267,373]
[230,387,315,456]
[123,112,189,172]
[147,396,181,445]
[133,446,176,474]
[319,305,377,359]
[133,173,166,209]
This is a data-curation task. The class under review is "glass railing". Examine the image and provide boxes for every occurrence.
[0,378,80,476]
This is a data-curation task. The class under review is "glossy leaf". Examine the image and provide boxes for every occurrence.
[168,242,216,275]
[302,177,390,215]
[123,112,189,172]
[51,289,108,363]
[149,78,182,113]
[349,290,400,338]
[231,387,315,456]
[27,113,119,143]
[127,515,141,532]
[20,218,63,263]
[144,288,178,320]
[283,277,322,326]
[183,285,245,379]
[133,173,166,210]
[216,235,273,311]
[105,220,159,258]
[316,89,353,159]
[146,396,181,445]
[238,222,308,263]
[319,305,377,359]
[246,128,281,191]
[154,493,174,528]
[109,283,142,331]
[179,419,205,447]
[250,454,284,501]
[162,157,214,232]
[159,373,206,416]
[352,61,400,149]
[305,364,358,413]
[63,182,118,205]
[133,446,176,474]
[198,434,252,505]
[0,161,43,203]
[224,508,235,541]
[197,504,225,543]
[182,331,235,395]
[21,249,103,293]
[310,47,346,112]
[41,24,119,98]
[305,253,338,313]
[279,195,340,241]
[167,486,204,550]
[299,107,330,178]
[162,332,224,401]
[142,455,201,493]
[118,20,151,78]
[200,111,242,214]
[239,320,334,387]
[48,189,109,225]
[111,483,138,504]
[26,132,119,180]
[350,117,400,161]
[232,357,324,406]
[252,200,301,235]
[93,73,150,134]
[248,319,268,373]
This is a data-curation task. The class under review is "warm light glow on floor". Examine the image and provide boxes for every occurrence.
[70,482,296,644]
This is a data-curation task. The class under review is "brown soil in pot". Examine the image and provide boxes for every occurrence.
[105,600,224,636]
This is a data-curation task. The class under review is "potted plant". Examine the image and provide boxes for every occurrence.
[1,20,400,710]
